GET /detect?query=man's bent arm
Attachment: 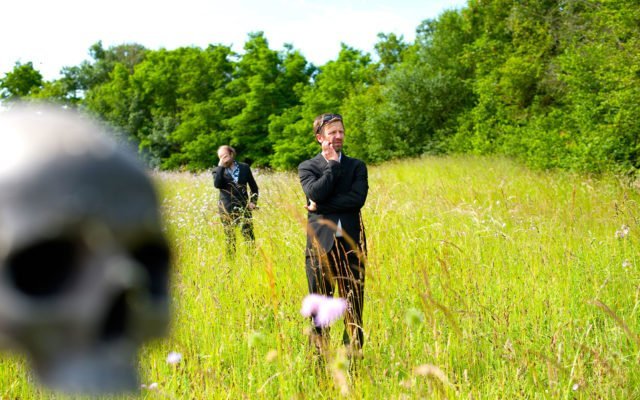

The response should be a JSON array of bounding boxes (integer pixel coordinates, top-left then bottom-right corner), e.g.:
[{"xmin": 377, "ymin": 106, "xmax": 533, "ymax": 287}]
[
  {"xmin": 315, "ymin": 162, "xmax": 368, "ymax": 214},
  {"xmin": 247, "ymin": 168, "xmax": 259, "ymax": 204},
  {"xmin": 213, "ymin": 166, "xmax": 226, "ymax": 189},
  {"xmin": 299, "ymin": 160, "xmax": 341, "ymax": 203}
]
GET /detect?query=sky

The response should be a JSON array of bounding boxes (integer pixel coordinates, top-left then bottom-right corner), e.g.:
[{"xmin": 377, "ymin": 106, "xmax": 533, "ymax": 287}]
[{"xmin": 1, "ymin": 0, "xmax": 468, "ymax": 81}]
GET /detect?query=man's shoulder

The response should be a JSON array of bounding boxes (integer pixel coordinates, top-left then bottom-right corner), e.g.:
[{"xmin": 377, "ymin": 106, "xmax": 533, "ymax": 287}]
[
  {"xmin": 212, "ymin": 165, "xmax": 227, "ymax": 176},
  {"xmin": 298, "ymin": 154, "xmax": 322, "ymax": 170},
  {"xmin": 342, "ymin": 154, "xmax": 366, "ymax": 167}
]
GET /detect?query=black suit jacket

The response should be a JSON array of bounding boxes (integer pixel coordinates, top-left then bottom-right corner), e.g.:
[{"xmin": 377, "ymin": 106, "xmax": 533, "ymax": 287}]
[
  {"xmin": 213, "ymin": 162, "xmax": 259, "ymax": 214},
  {"xmin": 298, "ymin": 153, "xmax": 368, "ymax": 254}
]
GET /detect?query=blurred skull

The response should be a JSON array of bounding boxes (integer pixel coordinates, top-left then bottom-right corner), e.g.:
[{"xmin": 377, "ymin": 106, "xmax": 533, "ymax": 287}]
[{"xmin": 0, "ymin": 105, "xmax": 170, "ymax": 394}]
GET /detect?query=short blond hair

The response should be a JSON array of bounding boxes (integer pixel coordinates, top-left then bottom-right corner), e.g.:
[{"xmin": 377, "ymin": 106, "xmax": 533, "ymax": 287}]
[
  {"xmin": 217, "ymin": 145, "xmax": 236, "ymax": 157},
  {"xmin": 313, "ymin": 113, "xmax": 343, "ymax": 135}
]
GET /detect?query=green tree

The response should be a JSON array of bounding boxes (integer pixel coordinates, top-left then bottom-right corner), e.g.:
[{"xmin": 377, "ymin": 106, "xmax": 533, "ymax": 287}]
[
  {"xmin": 350, "ymin": 10, "xmax": 474, "ymax": 163},
  {"xmin": 76, "ymin": 42, "xmax": 147, "ymax": 89},
  {"xmin": 165, "ymin": 44, "xmax": 236, "ymax": 170},
  {"xmin": 0, "ymin": 62, "xmax": 44, "ymax": 101},
  {"xmin": 374, "ymin": 32, "xmax": 409, "ymax": 75},
  {"xmin": 269, "ymin": 45, "xmax": 376, "ymax": 170},
  {"xmin": 18, "ymin": 1, "xmax": 639, "ymax": 174},
  {"xmin": 225, "ymin": 32, "xmax": 311, "ymax": 167},
  {"xmin": 84, "ymin": 63, "xmax": 137, "ymax": 144},
  {"xmin": 551, "ymin": 0, "xmax": 640, "ymax": 171},
  {"xmin": 113, "ymin": 45, "xmax": 235, "ymax": 168}
]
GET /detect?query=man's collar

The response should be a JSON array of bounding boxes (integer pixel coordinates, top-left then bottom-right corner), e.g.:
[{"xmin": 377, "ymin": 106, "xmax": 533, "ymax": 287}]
[{"xmin": 321, "ymin": 152, "xmax": 342, "ymax": 163}]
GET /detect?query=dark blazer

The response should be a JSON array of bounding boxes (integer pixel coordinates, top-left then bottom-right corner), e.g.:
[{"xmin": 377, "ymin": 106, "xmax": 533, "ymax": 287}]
[
  {"xmin": 213, "ymin": 162, "xmax": 259, "ymax": 214},
  {"xmin": 298, "ymin": 153, "xmax": 368, "ymax": 254}
]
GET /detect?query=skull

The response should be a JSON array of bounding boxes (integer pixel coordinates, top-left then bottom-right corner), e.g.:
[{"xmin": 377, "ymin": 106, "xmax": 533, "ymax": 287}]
[{"xmin": 0, "ymin": 105, "xmax": 170, "ymax": 394}]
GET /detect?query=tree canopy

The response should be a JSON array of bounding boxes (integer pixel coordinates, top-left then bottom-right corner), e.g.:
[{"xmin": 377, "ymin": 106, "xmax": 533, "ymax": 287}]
[{"xmin": 2, "ymin": 0, "xmax": 638, "ymax": 174}]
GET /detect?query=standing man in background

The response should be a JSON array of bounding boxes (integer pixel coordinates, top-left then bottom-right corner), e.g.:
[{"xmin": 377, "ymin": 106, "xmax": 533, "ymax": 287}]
[
  {"xmin": 213, "ymin": 145, "xmax": 259, "ymax": 257},
  {"xmin": 298, "ymin": 113, "xmax": 369, "ymax": 356}
]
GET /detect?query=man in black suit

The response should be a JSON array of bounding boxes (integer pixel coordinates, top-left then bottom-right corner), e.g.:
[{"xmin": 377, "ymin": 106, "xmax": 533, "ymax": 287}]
[
  {"xmin": 213, "ymin": 145, "xmax": 259, "ymax": 256},
  {"xmin": 298, "ymin": 113, "xmax": 368, "ymax": 354}
]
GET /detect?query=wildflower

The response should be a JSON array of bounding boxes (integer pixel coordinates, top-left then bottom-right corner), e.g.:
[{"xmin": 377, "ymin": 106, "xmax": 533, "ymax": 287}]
[
  {"xmin": 330, "ymin": 347, "xmax": 350, "ymax": 395},
  {"xmin": 572, "ymin": 383, "xmax": 579, "ymax": 391},
  {"xmin": 404, "ymin": 308, "xmax": 425, "ymax": 328},
  {"xmin": 615, "ymin": 224, "xmax": 630, "ymax": 239},
  {"xmin": 503, "ymin": 338, "xmax": 515, "ymax": 360},
  {"xmin": 622, "ymin": 259, "xmax": 632, "ymax": 269},
  {"xmin": 166, "ymin": 351, "xmax": 182, "ymax": 364},
  {"xmin": 248, "ymin": 331, "xmax": 266, "ymax": 348},
  {"xmin": 265, "ymin": 349, "xmax": 278, "ymax": 362},
  {"xmin": 301, "ymin": 294, "xmax": 347, "ymax": 327},
  {"xmin": 414, "ymin": 363, "xmax": 452, "ymax": 388}
]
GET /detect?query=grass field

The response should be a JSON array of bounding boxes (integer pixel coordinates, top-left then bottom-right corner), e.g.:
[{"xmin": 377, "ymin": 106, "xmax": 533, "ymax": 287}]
[{"xmin": 1, "ymin": 155, "xmax": 639, "ymax": 399}]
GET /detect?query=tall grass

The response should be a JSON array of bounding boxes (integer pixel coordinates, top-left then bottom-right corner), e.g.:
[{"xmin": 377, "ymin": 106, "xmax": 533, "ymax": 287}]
[{"xmin": 1, "ymin": 155, "xmax": 639, "ymax": 399}]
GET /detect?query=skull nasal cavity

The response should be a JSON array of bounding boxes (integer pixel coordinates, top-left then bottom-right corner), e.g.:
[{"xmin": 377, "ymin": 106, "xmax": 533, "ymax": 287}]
[
  {"xmin": 100, "ymin": 292, "xmax": 128, "ymax": 341},
  {"xmin": 6, "ymin": 239, "xmax": 79, "ymax": 297},
  {"xmin": 131, "ymin": 242, "xmax": 170, "ymax": 298}
]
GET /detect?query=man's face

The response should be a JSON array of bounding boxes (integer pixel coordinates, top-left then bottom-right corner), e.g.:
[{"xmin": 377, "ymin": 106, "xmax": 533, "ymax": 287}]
[
  {"xmin": 316, "ymin": 121, "xmax": 345, "ymax": 152},
  {"xmin": 217, "ymin": 149, "xmax": 233, "ymax": 166}
]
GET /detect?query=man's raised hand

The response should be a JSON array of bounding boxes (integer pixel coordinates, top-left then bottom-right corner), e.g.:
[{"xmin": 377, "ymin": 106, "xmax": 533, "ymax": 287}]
[{"xmin": 321, "ymin": 141, "xmax": 339, "ymax": 161}]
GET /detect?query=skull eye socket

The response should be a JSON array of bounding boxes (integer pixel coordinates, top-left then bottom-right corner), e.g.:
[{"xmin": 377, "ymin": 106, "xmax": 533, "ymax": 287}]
[
  {"xmin": 131, "ymin": 241, "xmax": 170, "ymax": 298},
  {"xmin": 6, "ymin": 238, "xmax": 80, "ymax": 297}
]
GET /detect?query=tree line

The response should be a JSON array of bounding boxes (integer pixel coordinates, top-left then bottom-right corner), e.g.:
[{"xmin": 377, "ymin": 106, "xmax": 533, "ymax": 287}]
[{"xmin": 1, "ymin": 0, "xmax": 639, "ymax": 173}]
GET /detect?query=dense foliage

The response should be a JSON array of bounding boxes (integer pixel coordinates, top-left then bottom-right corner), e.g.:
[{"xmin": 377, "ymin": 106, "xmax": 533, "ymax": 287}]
[{"xmin": 1, "ymin": 0, "xmax": 638, "ymax": 173}]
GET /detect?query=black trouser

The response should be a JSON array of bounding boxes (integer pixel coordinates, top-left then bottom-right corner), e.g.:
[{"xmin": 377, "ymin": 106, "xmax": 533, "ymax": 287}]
[
  {"xmin": 305, "ymin": 237, "xmax": 365, "ymax": 348},
  {"xmin": 220, "ymin": 209, "xmax": 254, "ymax": 255}
]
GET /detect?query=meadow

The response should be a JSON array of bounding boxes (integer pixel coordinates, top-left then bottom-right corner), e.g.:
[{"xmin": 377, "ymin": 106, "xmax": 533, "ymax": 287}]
[{"xmin": 1, "ymin": 155, "xmax": 639, "ymax": 399}]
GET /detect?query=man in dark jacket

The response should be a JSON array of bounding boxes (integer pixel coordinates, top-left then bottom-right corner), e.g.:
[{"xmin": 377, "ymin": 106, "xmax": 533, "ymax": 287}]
[
  {"xmin": 298, "ymin": 113, "xmax": 368, "ymax": 355},
  {"xmin": 213, "ymin": 145, "xmax": 259, "ymax": 256}
]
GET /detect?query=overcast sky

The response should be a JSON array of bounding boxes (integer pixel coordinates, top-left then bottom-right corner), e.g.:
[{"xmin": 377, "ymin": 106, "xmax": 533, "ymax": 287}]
[{"xmin": 1, "ymin": 0, "xmax": 468, "ymax": 81}]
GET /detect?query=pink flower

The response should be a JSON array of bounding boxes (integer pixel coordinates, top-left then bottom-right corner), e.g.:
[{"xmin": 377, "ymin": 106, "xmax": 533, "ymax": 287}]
[
  {"xmin": 301, "ymin": 294, "xmax": 347, "ymax": 328},
  {"xmin": 616, "ymin": 224, "xmax": 630, "ymax": 239}
]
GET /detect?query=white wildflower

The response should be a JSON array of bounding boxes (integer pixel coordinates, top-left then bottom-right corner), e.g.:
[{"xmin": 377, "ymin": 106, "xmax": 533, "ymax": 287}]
[
  {"xmin": 167, "ymin": 351, "xmax": 183, "ymax": 364},
  {"xmin": 615, "ymin": 224, "xmax": 630, "ymax": 239}
]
